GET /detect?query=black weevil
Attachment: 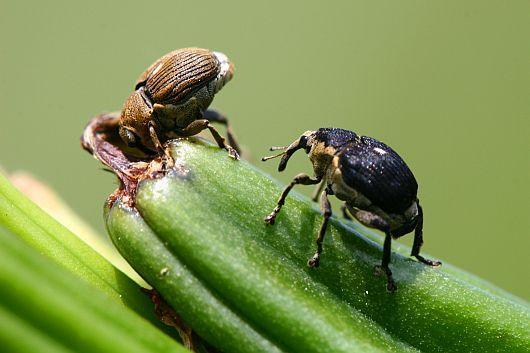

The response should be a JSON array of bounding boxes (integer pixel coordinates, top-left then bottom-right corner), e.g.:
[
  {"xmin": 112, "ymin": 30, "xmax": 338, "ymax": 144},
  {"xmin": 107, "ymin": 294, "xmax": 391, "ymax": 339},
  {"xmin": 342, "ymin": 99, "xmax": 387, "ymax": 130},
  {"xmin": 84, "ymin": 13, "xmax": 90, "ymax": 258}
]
[{"xmin": 262, "ymin": 128, "xmax": 441, "ymax": 292}]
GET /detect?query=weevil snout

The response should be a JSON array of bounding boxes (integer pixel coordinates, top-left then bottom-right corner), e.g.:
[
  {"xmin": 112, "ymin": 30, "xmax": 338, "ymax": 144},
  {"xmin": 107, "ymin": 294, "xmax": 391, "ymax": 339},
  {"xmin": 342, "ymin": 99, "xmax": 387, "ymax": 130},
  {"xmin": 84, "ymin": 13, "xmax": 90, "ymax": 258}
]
[{"xmin": 261, "ymin": 131, "xmax": 316, "ymax": 171}]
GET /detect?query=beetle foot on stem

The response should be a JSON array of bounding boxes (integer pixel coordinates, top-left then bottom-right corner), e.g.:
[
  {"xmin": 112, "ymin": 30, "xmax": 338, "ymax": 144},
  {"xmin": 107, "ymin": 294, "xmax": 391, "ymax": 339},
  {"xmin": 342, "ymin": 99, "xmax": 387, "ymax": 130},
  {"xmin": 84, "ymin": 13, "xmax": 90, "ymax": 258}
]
[
  {"xmin": 386, "ymin": 278, "xmax": 397, "ymax": 293},
  {"xmin": 226, "ymin": 146, "xmax": 240, "ymax": 160},
  {"xmin": 374, "ymin": 265, "xmax": 397, "ymax": 293},
  {"xmin": 414, "ymin": 255, "xmax": 442, "ymax": 267},
  {"xmin": 307, "ymin": 253, "xmax": 320, "ymax": 268},
  {"xmin": 264, "ymin": 213, "xmax": 277, "ymax": 225}
]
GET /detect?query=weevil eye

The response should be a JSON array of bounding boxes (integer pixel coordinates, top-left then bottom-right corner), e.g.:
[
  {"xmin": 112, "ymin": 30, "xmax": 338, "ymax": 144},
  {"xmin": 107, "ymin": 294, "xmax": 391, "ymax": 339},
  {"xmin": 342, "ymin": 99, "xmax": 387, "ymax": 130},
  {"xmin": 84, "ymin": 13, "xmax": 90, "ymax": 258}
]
[
  {"xmin": 119, "ymin": 126, "xmax": 139, "ymax": 147},
  {"xmin": 298, "ymin": 135, "xmax": 310, "ymax": 153}
]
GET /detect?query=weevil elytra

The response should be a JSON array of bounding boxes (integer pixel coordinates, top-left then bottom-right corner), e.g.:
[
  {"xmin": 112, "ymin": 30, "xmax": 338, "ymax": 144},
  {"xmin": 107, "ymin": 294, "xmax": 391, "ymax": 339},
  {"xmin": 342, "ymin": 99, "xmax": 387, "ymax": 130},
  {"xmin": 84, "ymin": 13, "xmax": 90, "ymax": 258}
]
[
  {"xmin": 262, "ymin": 128, "xmax": 441, "ymax": 292},
  {"xmin": 119, "ymin": 48, "xmax": 240, "ymax": 159}
]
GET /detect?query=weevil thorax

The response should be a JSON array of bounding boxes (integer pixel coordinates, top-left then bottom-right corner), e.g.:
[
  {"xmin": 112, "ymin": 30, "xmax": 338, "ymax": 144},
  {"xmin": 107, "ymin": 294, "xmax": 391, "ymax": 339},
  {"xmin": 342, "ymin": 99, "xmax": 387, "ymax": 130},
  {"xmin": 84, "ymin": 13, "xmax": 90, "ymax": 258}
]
[
  {"xmin": 305, "ymin": 130, "xmax": 339, "ymax": 179},
  {"xmin": 307, "ymin": 127, "xmax": 360, "ymax": 180}
]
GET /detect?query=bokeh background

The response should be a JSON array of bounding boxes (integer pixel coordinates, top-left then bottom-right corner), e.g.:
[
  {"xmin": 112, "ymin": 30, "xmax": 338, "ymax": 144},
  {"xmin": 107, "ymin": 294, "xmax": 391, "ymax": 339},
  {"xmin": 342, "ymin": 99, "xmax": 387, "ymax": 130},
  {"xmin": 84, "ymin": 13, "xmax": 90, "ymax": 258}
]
[{"xmin": 1, "ymin": 1, "xmax": 528, "ymax": 299}]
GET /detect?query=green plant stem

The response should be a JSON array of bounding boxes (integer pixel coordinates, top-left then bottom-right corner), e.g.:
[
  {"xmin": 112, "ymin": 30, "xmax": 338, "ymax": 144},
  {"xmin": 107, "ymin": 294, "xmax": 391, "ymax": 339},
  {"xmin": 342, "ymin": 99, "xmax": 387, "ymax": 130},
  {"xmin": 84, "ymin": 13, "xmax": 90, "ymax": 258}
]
[
  {"xmin": 0, "ymin": 172, "xmax": 173, "ymax": 335},
  {"xmin": 107, "ymin": 204, "xmax": 290, "ymax": 353},
  {"xmin": 0, "ymin": 226, "xmax": 188, "ymax": 353},
  {"xmin": 105, "ymin": 139, "xmax": 530, "ymax": 352},
  {"xmin": 9, "ymin": 171, "xmax": 146, "ymax": 286}
]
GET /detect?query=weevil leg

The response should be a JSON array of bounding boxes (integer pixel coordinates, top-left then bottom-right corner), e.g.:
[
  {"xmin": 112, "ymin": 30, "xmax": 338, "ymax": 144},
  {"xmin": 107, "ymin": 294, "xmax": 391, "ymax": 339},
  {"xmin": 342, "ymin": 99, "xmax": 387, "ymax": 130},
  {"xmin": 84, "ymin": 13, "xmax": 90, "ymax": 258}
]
[
  {"xmin": 206, "ymin": 123, "xmax": 240, "ymax": 160},
  {"xmin": 148, "ymin": 121, "xmax": 168, "ymax": 155},
  {"xmin": 203, "ymin": 109, "xmax": 241, "ymax": 155},
  {"xmin": 308, "ymin": 190, "xmax": 332, "ymax": 268},
  {"xmin": 178, "ymin": 119, "xmax": 239, "ymax": 160},
  {"xmin": 178, "ymin": 119, "xmax": 210, "ymax": 137},
  {"xmin": 340, "ymin": 204, "xmax": 352, "ymax": 220},
  {"xmin": 378, "ymin": 231, "xmax": 397, "ymax": 292},
  {"xmin": 347, "ymin": 206, "xmax": 397, "ymax": 292},
  {"xmin": 411, "ymin": 203, "xmax": 442, "ymax": 267},
  {"xmin": 265, "ymin": 173, "xmax": 321, "ymax": 225},
  {"xmin": 310, "ymin": 180, "xmax": 325, "ymax": 202},
  {"xmin": 148, "ymin": 121, "xmax": 174, "ymax": 169}
]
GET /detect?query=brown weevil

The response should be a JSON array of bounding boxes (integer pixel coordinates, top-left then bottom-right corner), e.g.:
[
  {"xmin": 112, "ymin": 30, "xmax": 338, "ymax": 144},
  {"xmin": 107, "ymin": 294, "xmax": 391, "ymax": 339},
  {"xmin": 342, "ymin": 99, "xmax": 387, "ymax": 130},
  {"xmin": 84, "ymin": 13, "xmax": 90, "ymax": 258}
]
[
  {"xmin": 262, "ymin": 128, "xmax": 441, "ymax": 292},
  {"xmin": 119, "ymin": 48, "xmax": 240, "ymax": 159}
]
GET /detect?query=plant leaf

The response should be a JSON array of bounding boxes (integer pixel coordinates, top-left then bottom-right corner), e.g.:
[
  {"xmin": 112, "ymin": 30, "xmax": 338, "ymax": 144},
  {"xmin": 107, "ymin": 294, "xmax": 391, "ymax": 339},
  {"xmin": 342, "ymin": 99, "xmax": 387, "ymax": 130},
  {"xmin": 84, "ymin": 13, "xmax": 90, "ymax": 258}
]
[
  {"xmin": 0, "ymin": 226, "xmax": 188, "ymax": 353},
  {"xmin": 0, "ymin": 171, "xmax": 176, "ymax": 336}
]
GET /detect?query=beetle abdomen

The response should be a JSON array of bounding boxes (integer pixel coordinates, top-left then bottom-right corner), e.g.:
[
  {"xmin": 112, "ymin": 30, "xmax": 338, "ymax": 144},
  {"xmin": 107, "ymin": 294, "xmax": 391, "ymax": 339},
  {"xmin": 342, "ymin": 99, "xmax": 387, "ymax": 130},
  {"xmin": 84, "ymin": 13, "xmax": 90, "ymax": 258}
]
[
  {"xmin": 144, "ymin": 48, "xmax": 220, "ymax": 105},
  {"xmin": 339, "ymin": 136, "xmax": 418, "ymax": 213}
]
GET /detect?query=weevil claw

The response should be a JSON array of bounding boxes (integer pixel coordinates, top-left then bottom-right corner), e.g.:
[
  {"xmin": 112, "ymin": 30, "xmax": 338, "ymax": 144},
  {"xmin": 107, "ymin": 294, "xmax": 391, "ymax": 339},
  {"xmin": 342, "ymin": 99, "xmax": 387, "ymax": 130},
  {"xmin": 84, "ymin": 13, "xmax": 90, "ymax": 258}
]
[
  {"xmin": 414, "ymin": 255, "xmax": 442, "ymax": 267},
  {"xmin": 387, "ymin": 280, "xmax": 397, "ymax": 293},
  {"xmin": 227, "ymin": 147, "xmax": 240, "ymax": 160},
  {"xmin": 264, "ymin": 214, "xmax": 276, "ymax": 225},
  {"xmin": 308, "ymin": 254, "xmax": 320, "ymax": 268}
]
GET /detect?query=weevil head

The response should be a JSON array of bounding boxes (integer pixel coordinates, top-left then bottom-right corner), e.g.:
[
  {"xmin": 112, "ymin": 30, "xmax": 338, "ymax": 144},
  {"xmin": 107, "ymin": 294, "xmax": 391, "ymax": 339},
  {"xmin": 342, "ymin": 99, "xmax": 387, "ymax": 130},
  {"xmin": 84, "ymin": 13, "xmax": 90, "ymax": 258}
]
[
  {"xmin": 278, "ymin": 130, "xmax": 318, "ymax": 171},
  {"xmin": 262, "ymin": 131, "xmax": 317, "ymax": 171},
  {"xmin": 119, "ymin": 89, "xmax": 154, "ymax": 150},
  {"xmin": 262, "ymin": 129, "xmax": 351, "ymax": 178}
]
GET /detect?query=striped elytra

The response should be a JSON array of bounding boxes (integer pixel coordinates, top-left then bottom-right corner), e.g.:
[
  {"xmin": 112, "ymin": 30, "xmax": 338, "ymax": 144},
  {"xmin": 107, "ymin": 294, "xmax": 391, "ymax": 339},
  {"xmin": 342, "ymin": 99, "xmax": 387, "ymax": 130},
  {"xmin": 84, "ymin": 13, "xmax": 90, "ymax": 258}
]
[{"xmin": 141, "ymin": 48, "xmax": 220, "ymax": 105}]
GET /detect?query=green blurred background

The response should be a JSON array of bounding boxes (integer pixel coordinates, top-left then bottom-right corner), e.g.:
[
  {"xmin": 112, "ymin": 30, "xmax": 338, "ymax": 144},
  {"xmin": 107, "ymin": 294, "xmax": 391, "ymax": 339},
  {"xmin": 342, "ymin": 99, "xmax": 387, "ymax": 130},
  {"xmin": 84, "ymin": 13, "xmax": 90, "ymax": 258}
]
[{"xmin": 1, "ymin": 1, "xmax": 528, "ymax": 298}]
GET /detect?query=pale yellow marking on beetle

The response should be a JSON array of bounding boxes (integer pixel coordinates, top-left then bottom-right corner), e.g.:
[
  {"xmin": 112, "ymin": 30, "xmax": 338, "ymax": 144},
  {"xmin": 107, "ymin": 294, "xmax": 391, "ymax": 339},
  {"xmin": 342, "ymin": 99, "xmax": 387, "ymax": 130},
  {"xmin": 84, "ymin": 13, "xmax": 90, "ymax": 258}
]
[{"xmin": 309, "ymin": 141, "xmax": 336, "ymax": 177}]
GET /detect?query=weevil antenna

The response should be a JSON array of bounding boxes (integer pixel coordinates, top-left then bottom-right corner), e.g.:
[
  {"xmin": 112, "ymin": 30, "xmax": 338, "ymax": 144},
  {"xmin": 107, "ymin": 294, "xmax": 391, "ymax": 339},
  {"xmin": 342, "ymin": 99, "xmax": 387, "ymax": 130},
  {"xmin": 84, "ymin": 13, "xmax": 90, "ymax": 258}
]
[
  {"xmin": 261, "ymin": 151, "xmax": 286, "ymax": 162},
  {"xmin": 269, "ymin": 146, "xmax": 288, "ymax": 151}
]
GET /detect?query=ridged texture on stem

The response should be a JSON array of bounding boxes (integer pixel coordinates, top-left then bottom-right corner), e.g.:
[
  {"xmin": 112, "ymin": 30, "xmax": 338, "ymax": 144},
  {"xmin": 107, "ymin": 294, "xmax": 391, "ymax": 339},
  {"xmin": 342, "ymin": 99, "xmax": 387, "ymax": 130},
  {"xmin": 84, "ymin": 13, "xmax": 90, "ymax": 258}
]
[
  {"xmin": 0, "ymin": 172, "xmax": 176, "ymax": 336},
  {"xmin": 0, "ymin": 226, "xmax": 188, "ymax": 353}
]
